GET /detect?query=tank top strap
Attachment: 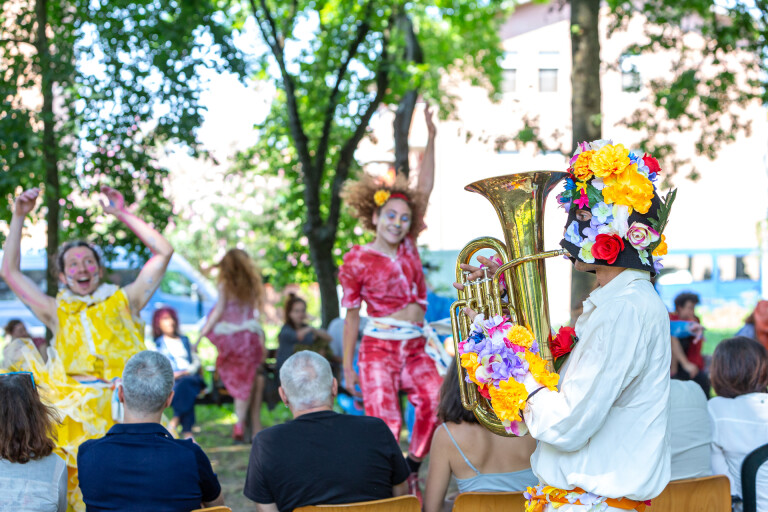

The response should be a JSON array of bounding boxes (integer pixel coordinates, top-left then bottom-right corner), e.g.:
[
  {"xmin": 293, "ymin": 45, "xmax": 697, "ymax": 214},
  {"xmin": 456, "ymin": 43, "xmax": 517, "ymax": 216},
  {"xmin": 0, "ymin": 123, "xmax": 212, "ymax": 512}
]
[{"xmin": 441, "ymin": 423, "xmax": 481, "ymax": 476}]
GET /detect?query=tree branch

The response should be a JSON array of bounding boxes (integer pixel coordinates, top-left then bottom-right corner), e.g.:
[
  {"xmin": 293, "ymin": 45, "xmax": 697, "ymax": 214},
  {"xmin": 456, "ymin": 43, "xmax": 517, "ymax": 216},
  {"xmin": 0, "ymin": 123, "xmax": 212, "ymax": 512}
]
[
  {"xmin": 314, "ymin": 2, "xmax": 374, "ymax": 178},
  {"xmin": 0, "ymin": 38, "xmax": 35, "ymax": 48},
  {"xmin": 325, "ymin": 32, "xmax": 391, "ymax": 239}
]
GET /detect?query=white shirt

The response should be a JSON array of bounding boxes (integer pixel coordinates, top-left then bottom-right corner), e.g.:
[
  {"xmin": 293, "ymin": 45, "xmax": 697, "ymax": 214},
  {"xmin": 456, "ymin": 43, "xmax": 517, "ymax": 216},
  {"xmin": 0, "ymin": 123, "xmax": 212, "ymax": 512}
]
[
  {"xmin": 524, "ymin": 269, "xmax": 671, "ymax": 501},
  {"xmin": 669, "ymin": 380, "xmax": 711, "ymax": 480},
  {"xmin": 163, "ymin": 336, "xmax": 191, "ymax": 372},
  {"xmin": 708, "ymin": 392, "xmax": 768, "ymax": 507}
]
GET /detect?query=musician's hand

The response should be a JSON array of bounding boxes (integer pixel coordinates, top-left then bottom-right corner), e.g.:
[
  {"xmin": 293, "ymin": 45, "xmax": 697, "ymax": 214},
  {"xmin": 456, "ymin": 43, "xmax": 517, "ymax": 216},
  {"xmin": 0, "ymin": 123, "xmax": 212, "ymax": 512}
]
[
  {"xmin": 453, "ymin": 255, "xmax": 501, "ymax": 291},
  {"xmin": 463, "ymin": 306, "xmax": 479, "ymax": 322}
]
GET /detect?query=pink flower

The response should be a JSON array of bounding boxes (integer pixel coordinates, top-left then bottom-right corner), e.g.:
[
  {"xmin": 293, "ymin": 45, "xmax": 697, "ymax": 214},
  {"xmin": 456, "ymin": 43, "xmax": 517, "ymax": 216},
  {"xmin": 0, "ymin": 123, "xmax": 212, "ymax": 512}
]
[{"xmin": 626, "ymin": 221, "xmax": 660, "ymax": 250}]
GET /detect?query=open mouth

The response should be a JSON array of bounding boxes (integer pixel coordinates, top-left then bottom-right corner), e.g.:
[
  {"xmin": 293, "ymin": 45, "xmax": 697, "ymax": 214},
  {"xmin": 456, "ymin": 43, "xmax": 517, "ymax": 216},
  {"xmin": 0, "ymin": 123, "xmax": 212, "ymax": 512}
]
[{"xmin": 74, "ymin": 277, "xmax": 92, "ymax": 290}]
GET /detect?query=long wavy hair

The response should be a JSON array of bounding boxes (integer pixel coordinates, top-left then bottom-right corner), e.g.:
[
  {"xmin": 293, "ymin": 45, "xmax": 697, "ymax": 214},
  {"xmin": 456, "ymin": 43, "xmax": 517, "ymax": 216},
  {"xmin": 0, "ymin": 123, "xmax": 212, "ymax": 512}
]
[
  {"xmin": 341, "ymin": 172, "xmax": 426, "ymax": 238},
  {"xmin": 283, "ymin": 293, "xmax": 307, "ymax": 330},
  {"xmin": 217, "ymin": 249, "xmax": 264, "ymax": 311}
]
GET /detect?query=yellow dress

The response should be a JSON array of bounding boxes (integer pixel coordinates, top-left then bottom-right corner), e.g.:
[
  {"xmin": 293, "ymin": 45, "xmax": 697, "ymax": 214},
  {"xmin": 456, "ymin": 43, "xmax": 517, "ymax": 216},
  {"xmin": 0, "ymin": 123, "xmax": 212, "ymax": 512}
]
[{"xmin": 4, "ymin": 284, "xmax": 144, "ymax": 512}]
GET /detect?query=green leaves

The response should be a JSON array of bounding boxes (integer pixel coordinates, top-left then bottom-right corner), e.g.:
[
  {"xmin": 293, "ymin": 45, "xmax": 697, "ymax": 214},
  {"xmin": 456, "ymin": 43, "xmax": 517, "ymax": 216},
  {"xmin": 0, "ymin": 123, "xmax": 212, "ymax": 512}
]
[{"xmin": 648, "ymin": 187, "xmax": 676, "ymax": 253}]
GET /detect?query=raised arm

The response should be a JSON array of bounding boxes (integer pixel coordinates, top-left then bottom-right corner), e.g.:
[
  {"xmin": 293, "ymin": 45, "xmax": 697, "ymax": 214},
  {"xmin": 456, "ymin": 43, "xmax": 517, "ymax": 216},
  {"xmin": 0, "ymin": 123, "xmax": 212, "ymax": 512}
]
[
  {"xmin": 106, "ymin": 186, "xmax": 174, "ymax": 314},
  {"xmin": 415, "ymin": 104, "xmax": 436, "ymax": 204},
  {"xmin": 0, "ymin": 189, "xmax": 57, "ymax": 330}
]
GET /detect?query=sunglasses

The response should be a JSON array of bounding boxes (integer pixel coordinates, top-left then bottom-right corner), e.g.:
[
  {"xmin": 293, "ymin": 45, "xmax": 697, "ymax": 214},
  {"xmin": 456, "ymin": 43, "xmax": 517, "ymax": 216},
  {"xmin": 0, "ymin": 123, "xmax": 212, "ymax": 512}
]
[{"xmin": 0, "ymin": 371, "xmax": 36, "ymax": 389}]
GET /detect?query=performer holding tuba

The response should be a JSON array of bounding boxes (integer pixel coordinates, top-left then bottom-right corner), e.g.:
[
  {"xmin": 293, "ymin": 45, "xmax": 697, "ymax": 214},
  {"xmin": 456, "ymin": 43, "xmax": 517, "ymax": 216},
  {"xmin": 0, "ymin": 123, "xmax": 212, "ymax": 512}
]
[{"xmin": 459, "ymin": 140, "xmax": 674, "ymax": 511}]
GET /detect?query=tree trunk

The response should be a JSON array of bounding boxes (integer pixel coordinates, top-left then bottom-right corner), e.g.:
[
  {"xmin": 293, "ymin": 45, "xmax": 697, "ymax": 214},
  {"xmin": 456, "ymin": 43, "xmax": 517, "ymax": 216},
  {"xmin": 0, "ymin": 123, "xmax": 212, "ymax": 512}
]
[
  {"xmin": 393, "ymin": 12, "xmax": 422, "ymax": 178},
  {"xmin": 35, "ymin": 0, "xmax": 59, "ymax": 301},
  {"xmin": 569, "ymin": 0, "xmax": 601, "ymax": 318},
  {"xmin": 308, "ymin": 234, "xmax": 339, "ymax": 328}
]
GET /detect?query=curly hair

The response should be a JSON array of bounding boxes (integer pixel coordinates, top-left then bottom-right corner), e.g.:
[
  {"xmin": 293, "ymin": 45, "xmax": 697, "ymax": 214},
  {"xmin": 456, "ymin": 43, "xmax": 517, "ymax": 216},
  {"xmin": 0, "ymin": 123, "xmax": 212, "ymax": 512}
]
[
  {"xmin": 0, "ymin": 373, "xmax": 59, "ymax": 463},
  {"xmin": 341, "ymin": 172, "xmax": 426, "ymax": 238},
  {"xmin": 217, "ymin": 249, "xmax": 265, "ymax": 311}
]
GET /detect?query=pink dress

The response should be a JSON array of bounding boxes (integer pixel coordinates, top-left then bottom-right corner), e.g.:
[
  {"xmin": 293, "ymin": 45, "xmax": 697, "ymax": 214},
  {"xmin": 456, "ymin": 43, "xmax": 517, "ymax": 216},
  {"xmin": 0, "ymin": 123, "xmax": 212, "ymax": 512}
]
[{"xmin": 206, "ymin": 301, "xmax": 264, "ymax": 400}]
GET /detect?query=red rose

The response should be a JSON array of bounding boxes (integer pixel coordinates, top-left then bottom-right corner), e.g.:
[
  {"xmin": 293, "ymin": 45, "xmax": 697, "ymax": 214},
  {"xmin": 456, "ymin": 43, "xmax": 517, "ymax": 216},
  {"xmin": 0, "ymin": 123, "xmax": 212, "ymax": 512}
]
[
  {"xmin": 591, "ymin": 233, "xmax": 625, "ymax": 264},
  {"xmin": 551, "ymin": 326, "xmax": 577, "ymax": 359},
  {"xmin": 642, "ymin": 153, "xmax": 661, "ymax": 175},
  {"xmin": 478, "ymin": 384, "xmax": 491, "ymax": 400}
]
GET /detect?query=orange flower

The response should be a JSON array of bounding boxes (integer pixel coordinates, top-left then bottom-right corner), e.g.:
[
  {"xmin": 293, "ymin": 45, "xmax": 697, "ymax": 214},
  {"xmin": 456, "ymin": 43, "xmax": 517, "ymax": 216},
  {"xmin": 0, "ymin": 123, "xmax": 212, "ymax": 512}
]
[
  {"xmin": 590, "ymin": 143, "xmax": 631, "ymax": 179},
  {"xmin": 488, "ymin": 378, "xmax": 528, "ymax": 422},
  {"xmin": 505, "ymin": 325, "xmax": 535, "ymax": 349},
  {"xmin": 524, "ymin": 351, "xmax": 560, "ymax": 390},
  {"xmin": 373, "ymin": 189, "xmax": 391, "ymax": 206},
  {"xmin": 653, "ymin": 234, "xmax": 668, "ymax": 256},
  {"xmin": 602, "ymin": 165, "xmax": 654, "ymax": 214},
  {"xmin": 572, "ymin": 150, "xmax": 595, "ymax": 181},
  {"xmin": 460, "ymin": 353, "xmax": 482, "ymax": 386}
]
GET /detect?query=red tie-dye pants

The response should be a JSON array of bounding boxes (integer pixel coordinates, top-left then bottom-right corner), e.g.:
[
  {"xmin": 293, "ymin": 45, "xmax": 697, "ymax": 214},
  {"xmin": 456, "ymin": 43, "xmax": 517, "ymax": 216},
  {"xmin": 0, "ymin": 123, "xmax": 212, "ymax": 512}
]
[{"xmin": 357, "ymin": 335, "xmax": 443, "ymax": 458}]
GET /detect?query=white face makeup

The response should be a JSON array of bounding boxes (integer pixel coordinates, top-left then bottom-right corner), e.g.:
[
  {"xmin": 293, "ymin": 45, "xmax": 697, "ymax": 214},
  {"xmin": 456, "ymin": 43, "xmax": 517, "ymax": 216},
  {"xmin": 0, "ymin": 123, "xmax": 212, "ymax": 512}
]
[
  {"xmin": 60, "ymin": 246, "xmax": 102, "ymax": 296},
  {"xmin": 373, "ymin": 198, "xmax": 412, "ymax": 248}
]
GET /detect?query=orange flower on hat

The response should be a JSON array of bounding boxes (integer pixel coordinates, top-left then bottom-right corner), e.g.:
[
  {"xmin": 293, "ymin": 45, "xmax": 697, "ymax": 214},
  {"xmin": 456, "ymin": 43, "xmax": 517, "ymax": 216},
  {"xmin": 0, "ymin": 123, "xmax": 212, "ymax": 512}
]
[
  {"xmin": 602, "ymin": 164, "xmax": 654, "ymax": 214},
  {"xmin": 572, "ymin": 150, "xmax": 595, "ymax": 181},
  {"xmin": 488, "ymin": 378, "xmax": 528, "ymax": 422},
  {"xmin": 653, "ymin": 234, "xmax": 668, "ymax": 256},
  {"xmin": 590, "ymin": 143, "xmax": 631, "ymax": 179}
]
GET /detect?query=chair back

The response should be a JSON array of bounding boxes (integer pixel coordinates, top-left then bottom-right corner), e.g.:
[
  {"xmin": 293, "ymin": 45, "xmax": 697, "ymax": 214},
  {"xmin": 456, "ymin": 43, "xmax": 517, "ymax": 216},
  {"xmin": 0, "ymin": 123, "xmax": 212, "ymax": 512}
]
[
  {"xmin": 452, "ymin": 491, "xmax": 526, "ymax": 512},
  {"xmin": 741, "ymin": 442, "xmax": 768, "ymax": 512},
  {"xmin": 294, "ymin": 495, "xmax": 420, "ymax": 512},
  {"xmin": 646, "ymin": 475, "xmax": 731, "ymax": 512},
  {"xmin": 190, "ymin": 507, "xmax": 232, "ymax": 512}
]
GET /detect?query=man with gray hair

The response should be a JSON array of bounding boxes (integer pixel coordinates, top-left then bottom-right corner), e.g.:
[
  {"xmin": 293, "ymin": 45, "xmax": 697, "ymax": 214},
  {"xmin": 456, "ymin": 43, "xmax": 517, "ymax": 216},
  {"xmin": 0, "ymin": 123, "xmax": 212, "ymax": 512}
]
[
  {"xmin": 78, "ymin": 350, "xmax": 224, "ymax": 511},
  {"xmin": 245, "ymin": 351, "xmax": 410, "ymax": 511}
]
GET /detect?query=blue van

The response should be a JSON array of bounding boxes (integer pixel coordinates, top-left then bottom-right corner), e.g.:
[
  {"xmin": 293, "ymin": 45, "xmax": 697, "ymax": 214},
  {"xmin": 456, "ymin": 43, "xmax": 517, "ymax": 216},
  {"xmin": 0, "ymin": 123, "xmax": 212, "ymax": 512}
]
[
  {"xmin": 0, "ymin": 249, "xmax": 217, "ymax": 336},
  {"xmin": 654, "ymin": 248, "xmax": 762, "ymax": 311}
]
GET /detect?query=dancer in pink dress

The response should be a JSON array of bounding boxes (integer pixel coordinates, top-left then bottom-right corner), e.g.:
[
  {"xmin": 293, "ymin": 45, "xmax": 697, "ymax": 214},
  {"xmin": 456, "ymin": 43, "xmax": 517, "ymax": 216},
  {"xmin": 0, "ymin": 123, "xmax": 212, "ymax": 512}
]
[{"xmin": 199, "ymin": 249, "xmax": 265, "ymax": 441}]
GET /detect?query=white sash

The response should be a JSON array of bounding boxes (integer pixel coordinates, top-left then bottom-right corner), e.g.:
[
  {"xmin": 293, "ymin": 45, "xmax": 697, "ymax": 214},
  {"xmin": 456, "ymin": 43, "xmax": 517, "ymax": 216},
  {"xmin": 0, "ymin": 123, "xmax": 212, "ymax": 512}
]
[{"xmin": 363, "ymin": 317, "xmax": 451, "ymax": 376}]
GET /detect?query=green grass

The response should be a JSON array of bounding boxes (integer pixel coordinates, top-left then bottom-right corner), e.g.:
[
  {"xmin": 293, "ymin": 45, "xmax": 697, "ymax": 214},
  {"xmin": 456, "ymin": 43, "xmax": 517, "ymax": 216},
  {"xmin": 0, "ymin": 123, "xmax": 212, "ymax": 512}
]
[{"xmin": 702, "ymin": 328, "xmax": 739, "ymax": 356}]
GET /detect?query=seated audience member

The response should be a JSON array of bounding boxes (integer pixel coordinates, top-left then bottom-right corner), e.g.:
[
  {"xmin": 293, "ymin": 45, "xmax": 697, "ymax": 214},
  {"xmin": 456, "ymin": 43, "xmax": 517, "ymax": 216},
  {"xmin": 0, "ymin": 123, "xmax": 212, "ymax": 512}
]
[
  {"xmin": 735, "ymin": 300, "xmax": 768, "ymax": 351},
  {"xmin": 423, "ymin": 365, "xmax": 537, "ymax": 512},
  {"xmin": 151, "ymin": 307, "xmax": 205, "ymax": 439},
  {"xmin": 78, "ymin": 351, "xmax": 223, "ymax": 511},
  {"xmin": 276, "ymin": 293, "xmax": 332, "ymax": 377},
  {"xmin": 708, "ymin": 337, "xmax": 768, "ymax": 509},
  {"xmin": 4, "ymin": 319, "xmax": 48, "ymax": 362},
  {"xmin": 669, "ymin": 380, "xmax": 711, "ymax": 480},
  {"xmin": 670, "ymin": 292, "xmax": 710, "ymax": 395},
  {"xmin": 244, "ymin": 351, "xmax": 410, "ymax": 512},
  {"xmin": 0, "ymin": 371, "xmax": 66, "ymax": 511}
]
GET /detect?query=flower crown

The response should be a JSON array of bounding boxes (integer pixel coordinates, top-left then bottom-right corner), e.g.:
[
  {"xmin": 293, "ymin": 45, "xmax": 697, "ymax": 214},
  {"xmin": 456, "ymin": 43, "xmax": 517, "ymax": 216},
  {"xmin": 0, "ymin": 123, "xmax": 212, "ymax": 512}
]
[
  {"xmin": 373, "ymin": 189, "xmax": 409, "ymax": 207},
  {"xmin": 556, "ymin": 139, "xmax": 675, "ymax": 271}
]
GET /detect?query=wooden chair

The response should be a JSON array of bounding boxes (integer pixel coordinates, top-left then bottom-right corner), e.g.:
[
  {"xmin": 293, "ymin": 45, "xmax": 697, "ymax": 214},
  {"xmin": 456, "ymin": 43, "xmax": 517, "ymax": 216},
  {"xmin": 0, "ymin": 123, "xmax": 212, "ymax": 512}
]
[
  {"xmin": 452, "ymin": 491, "xmax": 526, "ymax": 512},
  {"xmin": 190, "ymin": 507, "xmax": 232, "ymax": 512},
  {"xmin": 646, "ymin": 474, "xmax": 731, "ymax": 512},
  {"xmin": 294, "ymin": 495, "xmax": 421, "ymax": 512}
]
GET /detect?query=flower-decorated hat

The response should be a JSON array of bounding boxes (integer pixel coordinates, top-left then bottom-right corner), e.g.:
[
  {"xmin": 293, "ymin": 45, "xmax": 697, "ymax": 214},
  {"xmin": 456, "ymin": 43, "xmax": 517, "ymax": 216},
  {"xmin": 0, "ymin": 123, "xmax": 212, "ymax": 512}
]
[{"xmin": 557, "ymin": 139, "xmax": 676, "ymax": 275}]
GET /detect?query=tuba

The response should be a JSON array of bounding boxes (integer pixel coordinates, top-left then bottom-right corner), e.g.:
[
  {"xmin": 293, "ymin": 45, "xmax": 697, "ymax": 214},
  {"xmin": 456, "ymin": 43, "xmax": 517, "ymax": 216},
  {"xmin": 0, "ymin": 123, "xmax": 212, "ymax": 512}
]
[{"xmin": 450, "ymin": 171, "xmax": 566, "ymax": 436}]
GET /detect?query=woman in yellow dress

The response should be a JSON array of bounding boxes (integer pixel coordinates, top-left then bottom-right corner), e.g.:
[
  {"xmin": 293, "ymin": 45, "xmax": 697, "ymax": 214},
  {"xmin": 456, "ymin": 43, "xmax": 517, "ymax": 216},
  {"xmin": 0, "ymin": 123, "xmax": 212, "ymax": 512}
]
[{"xmin": 0, "ymin": 186, "xmax": 174, "ymax": 511}]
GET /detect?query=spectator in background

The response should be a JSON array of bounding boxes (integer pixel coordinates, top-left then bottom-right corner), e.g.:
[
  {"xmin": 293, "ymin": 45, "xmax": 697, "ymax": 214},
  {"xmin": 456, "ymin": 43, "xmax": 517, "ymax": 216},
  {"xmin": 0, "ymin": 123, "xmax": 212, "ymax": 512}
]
[
  {"xmin": 708, "ymin": 337, "xmax": 768, "ymax": 510},
  {"xmin": 0, "ymin": 371, "xmax": 66, "ymax": 512},
  {"xmin": 151, "ymin": 307, "xmax": 204, "ymax": 440},
  {"xmin": 276, "ymin": 293, "xmax": 332, "ymax": 377},
  {"xmin": 424, "ymin": 364, "xmax": 537, "ymax": 512},
  {"xmin": 4, "ymin": 319, "xmax": 48, "ymax": 362},
  {"xmin": 199, "ymin": 248, "xmax": 266, "ymax": 441},
  {"xmin": 78, "ymin": 351, "xmax": 224, "ymax": 511},
  {"xmin": 244, "ymin": 351, "xmax": 409, "ymax": 512},
  {"xmin": 736, "ymin": 300, "xmax": 768, "ymax": 351},
  {"xmin": 670, "ymin": 292, "xmax": 710, "ymax": 395},
  {"xmin": 669, "ymin": 380, "xmax": 712, "ymax": 481}
]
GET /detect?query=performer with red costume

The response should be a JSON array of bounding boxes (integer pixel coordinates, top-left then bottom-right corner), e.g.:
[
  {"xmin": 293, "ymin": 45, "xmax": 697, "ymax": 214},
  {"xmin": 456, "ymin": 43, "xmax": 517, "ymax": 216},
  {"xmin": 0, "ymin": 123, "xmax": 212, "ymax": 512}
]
[{"xmin": 339, "ymin": 106, "xmax": 441, "ymax": 489}]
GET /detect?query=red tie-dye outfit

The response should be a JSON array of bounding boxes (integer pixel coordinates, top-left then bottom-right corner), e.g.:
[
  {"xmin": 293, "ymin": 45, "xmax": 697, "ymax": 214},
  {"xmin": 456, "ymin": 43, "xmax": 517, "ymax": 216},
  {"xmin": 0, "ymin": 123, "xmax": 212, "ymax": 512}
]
[{"xmin": 338, "ymin": 236, "xmax": 442, "ymax": 458}]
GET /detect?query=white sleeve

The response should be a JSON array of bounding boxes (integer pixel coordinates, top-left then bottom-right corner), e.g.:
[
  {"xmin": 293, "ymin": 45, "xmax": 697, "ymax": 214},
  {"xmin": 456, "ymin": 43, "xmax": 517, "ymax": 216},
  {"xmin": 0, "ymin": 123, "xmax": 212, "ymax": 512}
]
[
  {"xmin": 523, "ymin": 301, "xmax": 645, "ymax": 452},
  {"xmin": 708, "ymin": 406, "xmax": 729, "ymax": 476}
]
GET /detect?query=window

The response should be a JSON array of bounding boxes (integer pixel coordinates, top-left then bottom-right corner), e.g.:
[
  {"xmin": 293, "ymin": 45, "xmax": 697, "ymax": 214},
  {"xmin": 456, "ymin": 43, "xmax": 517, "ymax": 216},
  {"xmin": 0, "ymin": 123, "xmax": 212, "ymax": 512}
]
[
  {"xmin": 501, "ymin": 51, "xmax": 517, "ymax": 93},
  {"xmin": 160, "ymin": 271, "xmax": 195, "ymax": 297},
  {"xmin": 620, "ymin": 56, "xmax": 641, "ymax": 92},
  {"xmin": 502, "ymin": 69, "xmax": 517, "ymax": 93},
  {"xmin": 539, "ymin": 69, "xmax": 558, "ymax": 92},
  {"xmin": 718, "ymin": 254, "xmax": 760, "ymax": 281}
]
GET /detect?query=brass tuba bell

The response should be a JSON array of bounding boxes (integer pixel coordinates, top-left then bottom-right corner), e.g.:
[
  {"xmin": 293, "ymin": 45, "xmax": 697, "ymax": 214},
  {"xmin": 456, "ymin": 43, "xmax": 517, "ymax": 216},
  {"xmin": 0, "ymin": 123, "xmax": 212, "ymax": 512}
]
[{"xmin": 450, "ymin": 171, "xmax": 567, "ymax": 436}]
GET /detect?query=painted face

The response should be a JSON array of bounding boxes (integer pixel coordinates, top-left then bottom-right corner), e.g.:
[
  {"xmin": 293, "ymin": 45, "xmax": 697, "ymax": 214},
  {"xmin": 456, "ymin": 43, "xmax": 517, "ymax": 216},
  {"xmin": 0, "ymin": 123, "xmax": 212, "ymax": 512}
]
[
  {"xmin": 373, "ymin": 198, "xmax": 412, "ymax": 247},
  {"xmin": 289, "ymin": 301, "xmax": 307, "ymax": 327},
  {"xmin": 158, "ymin": 312, "xmax": 177, "ymax": 337},
  {"xmin": 10, "ymin": 323, "xmax": 30, "ymax": 339},
  {"xmin": 59, "ymin": 246, "xmax": 102, "ymax": 295},
  {"xmin": 677, "ymin": 301, "xmax": 697, "ymax": 321}
]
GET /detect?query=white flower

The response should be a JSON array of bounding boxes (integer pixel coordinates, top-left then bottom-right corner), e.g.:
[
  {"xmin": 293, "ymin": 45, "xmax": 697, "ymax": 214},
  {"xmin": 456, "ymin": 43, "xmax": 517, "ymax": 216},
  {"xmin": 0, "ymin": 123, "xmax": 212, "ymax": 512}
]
[
  {"xmin": 591, "ymin": 177, "xmax": 605, "ymax": 190},
  {"xmin": 589, "ymin": 139, "xmax": 614, "ymax": 151},
  {"xmin": 610, "ymin": 204, "xmax": 630, "ymax": 238},
  {"xmin": 579, "ymin": 240, "xmax": 596, "ymax": 263}
]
